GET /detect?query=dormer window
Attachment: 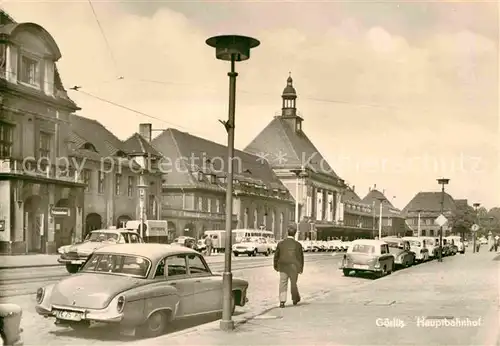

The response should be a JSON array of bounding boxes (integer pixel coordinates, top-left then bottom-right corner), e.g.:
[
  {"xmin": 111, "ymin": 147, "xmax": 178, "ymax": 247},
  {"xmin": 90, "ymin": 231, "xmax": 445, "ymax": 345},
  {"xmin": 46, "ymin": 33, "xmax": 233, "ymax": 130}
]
[
  {"xmin": 197, "ymin": 171, "xmax": 204, "ymax": 181},
  {"xmin": 20, "ymin": 55, "xmax": 40, "ymax": 88},
  {"xmin": 81, "ymin": 142, "xmax": 98, "ymax": 152},
  {"xmin": 218, "ymin": 176, "xmax": 227, "ymax": 184},
  {"xmin": 115, "ymin": 150, "xmax": 127, "ymax": 157},
  {"xmin": 210, "ymin": 174, "xmax": 216, "ymax": 184},
  {"xmin": 296, "ymin": 121, "xmax": 302, "ymax": 132}
]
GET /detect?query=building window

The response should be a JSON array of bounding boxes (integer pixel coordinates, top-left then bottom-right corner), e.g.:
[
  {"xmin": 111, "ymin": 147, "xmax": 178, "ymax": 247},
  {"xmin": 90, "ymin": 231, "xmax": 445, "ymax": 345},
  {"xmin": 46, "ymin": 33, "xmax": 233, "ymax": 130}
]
[
  {"xmin": 207, "ymin": 199, "xmax": 212, "ymax": 213},
  {"xmin": 216, "ymin": 199, "xmax": 220, "ymax": 213},
  {"xmin": 39, "ymin": 132, "xmax": 51, "ymax": 159},
  {"xmin": 20, "ymin": 55, "xmax": 40, "ymax": 86},
  {"xmin": 115, "ymin": 173, "xmax": 121, "ymax": 195},
  {"xmin": 198, "ymin": 197, "xmax": 203, "ymax": 211},
  {"xmin": 0, "ymin": 122, "xmax": 13, "ymax": 158},
  {"xmin": 197, "ymin": 171, "xmax": 204, "ymax": 181},
  {"xmin": 253, "ymin": 209, "xmax": 258, "ymax": 229},
  {"xmin": 127, "ymin": 176, "xmax": 134, "ymax": 197},
  {"xmin": 244, "ymin": 208, "xmax": 249, "ymax": 228},
  {"xmin": 0, "ymin": 44, "xmax": 5, "ymax": 78},
  {"xmin": 98, "ymin": 171, "xmax": 105, "ymax": 194},
  {"xmin": 83, "ymin": 169, "xmax": 91, "ymax": 192}
]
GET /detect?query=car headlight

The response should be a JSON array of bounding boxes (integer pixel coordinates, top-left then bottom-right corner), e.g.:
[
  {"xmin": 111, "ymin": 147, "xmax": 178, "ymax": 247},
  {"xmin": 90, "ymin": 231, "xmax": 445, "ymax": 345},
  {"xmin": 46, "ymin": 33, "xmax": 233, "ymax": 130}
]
[
  {"xmin": 36, "ymin": 287, "xmax": 44, "ymax": 304},
  {"xmin": 117, "ymin": 296, "xmax": 125, "ymax": 313}
]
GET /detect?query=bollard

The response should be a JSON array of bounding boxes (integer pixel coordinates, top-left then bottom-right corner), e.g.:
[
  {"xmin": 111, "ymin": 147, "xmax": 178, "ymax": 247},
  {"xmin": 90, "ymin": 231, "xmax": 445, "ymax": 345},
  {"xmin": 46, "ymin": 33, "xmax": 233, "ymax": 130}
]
[{"xmin": 0, "ymin": 303, "xmax": 23, "ymax": 345}]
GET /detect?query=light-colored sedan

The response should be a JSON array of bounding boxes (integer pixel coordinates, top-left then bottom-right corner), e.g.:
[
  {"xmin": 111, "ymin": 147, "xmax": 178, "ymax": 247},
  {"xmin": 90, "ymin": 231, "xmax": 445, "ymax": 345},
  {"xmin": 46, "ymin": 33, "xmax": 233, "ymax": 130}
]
[
  {"xmin": 57, "ymin": 229, "xmax": 143, "ymax": 273},
  {"xmin": 340, "ymin": 239, "xmax": 395, "ymax": 277},
  {"xmin": 232, "ymin": 237, "xmax": 272, "ymax": 256},
  {"xmin": 36, "ymin": 243, "xmax": 249, "ymax": 338}
]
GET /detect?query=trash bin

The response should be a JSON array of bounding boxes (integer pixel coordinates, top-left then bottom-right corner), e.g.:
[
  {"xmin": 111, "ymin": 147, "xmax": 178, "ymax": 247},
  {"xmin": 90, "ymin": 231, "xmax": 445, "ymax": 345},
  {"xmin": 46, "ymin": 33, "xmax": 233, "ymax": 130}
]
[{"xmin": 0, "ymin": 303, "xmax": 23, "ymax": 346}]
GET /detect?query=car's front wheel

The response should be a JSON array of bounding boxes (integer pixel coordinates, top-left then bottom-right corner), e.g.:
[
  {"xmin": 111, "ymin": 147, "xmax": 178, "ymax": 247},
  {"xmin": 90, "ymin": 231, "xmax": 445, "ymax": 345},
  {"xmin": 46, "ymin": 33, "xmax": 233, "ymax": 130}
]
[
  {"xmin": 233, "ymin": 252, "xmax": 239, "ymax": 257},
  {"xmin": 65, "ymin": 264, "xmax": 80, "ymax": 274},
  {"xmin": 138, "ymin": 310, "xmax": 169, "ymax": 338},
  {"xmin": 342, "ymin": 269, "xmax": 350, "ymax": 276},
  {"xmin": 252, "ymin": 249, "xmax": 257, "ymax": 257}
]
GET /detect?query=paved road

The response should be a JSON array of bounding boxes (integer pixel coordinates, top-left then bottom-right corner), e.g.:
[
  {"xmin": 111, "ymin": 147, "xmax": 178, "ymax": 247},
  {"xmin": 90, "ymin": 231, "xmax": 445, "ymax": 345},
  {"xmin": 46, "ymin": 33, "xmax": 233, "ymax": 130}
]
[
  {"xmin": 1, "ymin": 253, "xmax": 342, "ymax": 346},
  {"xmin": 0, "ymin": 253, "xmax": 331, "ymax": 297}
]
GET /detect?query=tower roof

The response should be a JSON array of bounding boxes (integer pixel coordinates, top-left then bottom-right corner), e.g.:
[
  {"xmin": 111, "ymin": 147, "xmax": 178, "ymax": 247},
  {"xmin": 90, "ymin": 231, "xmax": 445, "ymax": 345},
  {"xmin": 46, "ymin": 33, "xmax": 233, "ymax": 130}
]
[{"xmin": 282, "ymin": 72, "xmax": 297, "ymax": 98}]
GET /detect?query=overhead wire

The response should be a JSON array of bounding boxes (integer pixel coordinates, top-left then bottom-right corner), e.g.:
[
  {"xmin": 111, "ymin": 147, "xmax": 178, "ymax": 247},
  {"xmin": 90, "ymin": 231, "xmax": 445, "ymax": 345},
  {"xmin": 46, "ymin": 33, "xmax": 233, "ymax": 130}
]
[{"xmin": 87, "ymin": 0, "xmax": 122, "ymax": 79}]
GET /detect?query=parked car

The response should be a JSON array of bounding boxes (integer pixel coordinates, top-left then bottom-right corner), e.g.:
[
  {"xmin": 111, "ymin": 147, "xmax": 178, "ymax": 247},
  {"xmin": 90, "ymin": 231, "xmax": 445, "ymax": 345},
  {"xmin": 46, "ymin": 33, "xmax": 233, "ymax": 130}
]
[
  {"xmin": 340, "ymin": 239, "xmax": 395, "ymax": 277},
  {"xmin": 434, "ymin": 238, "xmax": 451, "ymax": 256},
  {"xmin": 57, "ymin": 229, "xmax": 143, "ymax": 274},
  {"xmin": 446, "ymin": 236, "xmax": 465, "ymax": 254},
  {"xmin": 383, "ymin": 238, "xmax": 415, "ymax": 268},
  {"xmin": 402, "ymin": 236, "xmax": 430, "ymax": 262},
  {"xmin": 299, "ymin": 240, "xmax": 313, "ymax": 252},
  {"xmin": 420, "ymin": 237, "xmax": 438, "ymax": 259},
  {"xmin": 232, "ymin": 237, "xmax": 272, "ymax": 256},
  {"xmin": 0, "ymin": 303, "xmax": 23, "ymax": 345},
  {"xmin": 36, "ymin": 243, "xmax": 249, "ymax": 338}
]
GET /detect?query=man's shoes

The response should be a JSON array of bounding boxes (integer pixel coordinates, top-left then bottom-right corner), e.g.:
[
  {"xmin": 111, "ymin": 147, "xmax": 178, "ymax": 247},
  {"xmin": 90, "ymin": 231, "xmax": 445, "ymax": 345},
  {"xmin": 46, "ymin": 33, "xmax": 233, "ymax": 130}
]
[
  {"xmin": 279, "ymin": 302, "xmax": 285, "ymax": 308},
  {"xmin": 293, "ymin": 298, "xmax": 301, "ymax": 305}
]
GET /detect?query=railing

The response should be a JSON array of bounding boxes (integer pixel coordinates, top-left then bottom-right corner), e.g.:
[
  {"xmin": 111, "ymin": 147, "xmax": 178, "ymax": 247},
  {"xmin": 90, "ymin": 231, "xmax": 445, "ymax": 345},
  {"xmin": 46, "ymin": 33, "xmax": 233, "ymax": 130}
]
[{"xmin": 0, "ymin": 158, "xmax": 84, "ymax": 183}]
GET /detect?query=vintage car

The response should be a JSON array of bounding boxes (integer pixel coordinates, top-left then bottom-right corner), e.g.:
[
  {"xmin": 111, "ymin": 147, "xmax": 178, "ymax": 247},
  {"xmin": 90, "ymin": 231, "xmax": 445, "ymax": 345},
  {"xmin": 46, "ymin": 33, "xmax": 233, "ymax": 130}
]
[
  {"xmin": 35, "ymin": 243, "xmax": 249, "ymax": 338},
  {"xmin": 58, "ymin": 229, "xmax": 144, "ymax": 273},
  {"xmin": 420, "ymin": 237, "xmax": 439, "ymax": 258},
  {"xmin": 232, "ymin": 237, "xmax": 272, "ymax": 256},
  {"xmin": 0, "ymin": 303, "xmax": 23, "ymax": 345},
  {"xmin": 402, "ymin": 236, "xmax": 430, "ymax": 262},
  {"xmin": 446, "ymin": 236, "xmax": 465, "ymax": 254},
  {"xmin": 266, "ymin": 238, "xmax": 278, "ymax": 252},
  {"xmin": 382, "ymin": 238, "xmax": 416, "ymax": 268},
  {"xmin": 299, "ymin": 241, "xmax": 313, "ymax": 252},
  {"xmin": 340, "ymin": 239, "xmax": 395, "ymax": 277}
]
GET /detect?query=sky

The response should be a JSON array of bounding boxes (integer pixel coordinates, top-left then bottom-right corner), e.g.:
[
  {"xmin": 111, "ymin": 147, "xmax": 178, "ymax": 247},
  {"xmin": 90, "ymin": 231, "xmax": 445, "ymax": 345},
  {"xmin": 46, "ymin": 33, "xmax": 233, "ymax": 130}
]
[{"xmin": 2, "ymin": 0, "xmax": 499, "ymax": 210}]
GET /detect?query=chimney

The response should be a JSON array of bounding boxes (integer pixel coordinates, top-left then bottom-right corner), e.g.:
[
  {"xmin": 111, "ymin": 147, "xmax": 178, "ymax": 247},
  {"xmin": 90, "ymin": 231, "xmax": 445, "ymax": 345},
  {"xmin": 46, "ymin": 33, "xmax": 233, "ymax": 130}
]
[
  {"xmin": 352, "ymin": 185, "xmax": 355, "ymax": 192},
  {"xmin": 374, "ymin": 184, "xmax": 377, "ymax": 190},
  {"xmin": 139, "ymin": 123, "xmax": 152, "ymax": 143}
]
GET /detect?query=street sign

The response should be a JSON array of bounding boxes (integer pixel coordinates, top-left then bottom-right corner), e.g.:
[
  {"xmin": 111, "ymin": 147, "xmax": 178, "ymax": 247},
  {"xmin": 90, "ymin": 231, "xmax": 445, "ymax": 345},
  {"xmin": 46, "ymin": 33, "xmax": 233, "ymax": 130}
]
[
  {"xmin": 471, "ymin": 224, "xmax": 480, "ymax": 232},
  {"xmin": 435, "ymin": 214, "xmax": 448, "ymax": 227},
  {"xmin": 51, "ymin": 207, "xmax": 70, "ymax": 217}
]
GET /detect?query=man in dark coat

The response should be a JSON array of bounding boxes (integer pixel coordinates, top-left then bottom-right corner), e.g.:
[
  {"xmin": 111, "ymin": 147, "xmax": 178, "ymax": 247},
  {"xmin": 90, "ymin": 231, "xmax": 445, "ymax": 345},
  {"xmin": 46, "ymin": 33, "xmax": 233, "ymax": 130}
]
[{"xmin": 273, "ymin": 225, "xmax": 304, "ymax": 308}]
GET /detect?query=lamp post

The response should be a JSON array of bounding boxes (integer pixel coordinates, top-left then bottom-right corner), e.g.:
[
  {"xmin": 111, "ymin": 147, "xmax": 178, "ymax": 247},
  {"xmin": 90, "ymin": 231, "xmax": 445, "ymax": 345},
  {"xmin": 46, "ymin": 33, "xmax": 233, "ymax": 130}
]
[
  {"xmin": 437, "ymin": 178, "xmax": 450, "ymax": 262},
  {"xmin": 377, "ymin": 197, "xmax": 385, "ymax": 239},
  {"xmin": 206, "ymin": 34, "xmax": 260, "ymax": 331},
  {"xmin": 137, "ymin": 173, "xmax": 148, "ymax": 239},
  {"xmin": 473, "ymin": 202, "xmax": 480, "ymax": 253},
  {"xmin": 416, "ymin": 209, "xmax": 422, "ymax": 237}
]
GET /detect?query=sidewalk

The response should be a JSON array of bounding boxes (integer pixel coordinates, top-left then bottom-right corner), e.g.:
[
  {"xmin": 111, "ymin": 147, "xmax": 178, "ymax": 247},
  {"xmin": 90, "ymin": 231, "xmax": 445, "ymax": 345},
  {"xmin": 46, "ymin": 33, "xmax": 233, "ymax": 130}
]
[
  {"xmin": 0, "ymin": 251, "xmax": 225, "ymax": 269},
  {"xmin": 130, "ymin": 250, "xmax": 499, "ymax": 346}
]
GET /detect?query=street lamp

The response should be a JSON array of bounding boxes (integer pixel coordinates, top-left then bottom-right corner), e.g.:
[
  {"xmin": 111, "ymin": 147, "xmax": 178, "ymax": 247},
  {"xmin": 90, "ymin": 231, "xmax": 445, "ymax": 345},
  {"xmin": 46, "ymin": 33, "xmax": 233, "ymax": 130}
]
[
  {"xmin": 206, "ymin": 34, "xmax": 260, "ymax": 332},
  {"xmin": 137, "ymin": 173, "xmax": 148, "ymax": 239},
  {"xmin": 437, "ymin": 178, "xmax": 450, "ymax": 262},
  {"xmin": 416, "ymin": 209, "xmax": 422, "ymax": 237},
  {"xmin": 376, "ymin": 197, "xmax": 385, "ymax": 239},
  {"xmin": 473, "ymin": 202, "xmax": 480, "ymax": 253}
]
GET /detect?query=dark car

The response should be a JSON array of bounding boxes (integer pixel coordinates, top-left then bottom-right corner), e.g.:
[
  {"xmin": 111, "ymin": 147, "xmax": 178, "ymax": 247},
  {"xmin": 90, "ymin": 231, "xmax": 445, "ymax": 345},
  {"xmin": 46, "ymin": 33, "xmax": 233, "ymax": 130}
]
[{"xmin": 383, "ymin": 238, "xmax": 415, "ymax": 268}]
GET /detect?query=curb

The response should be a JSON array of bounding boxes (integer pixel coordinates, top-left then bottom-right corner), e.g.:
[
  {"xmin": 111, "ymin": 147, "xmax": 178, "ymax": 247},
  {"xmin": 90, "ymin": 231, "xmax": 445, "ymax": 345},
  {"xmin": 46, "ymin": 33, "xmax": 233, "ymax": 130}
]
[
  {"xmin": 131, "ymin": 288, "xmax": 334, "ymax": 343},
  {"xmin": 0, "ymin": 263, "xmax": 63, "ymax": 270}
]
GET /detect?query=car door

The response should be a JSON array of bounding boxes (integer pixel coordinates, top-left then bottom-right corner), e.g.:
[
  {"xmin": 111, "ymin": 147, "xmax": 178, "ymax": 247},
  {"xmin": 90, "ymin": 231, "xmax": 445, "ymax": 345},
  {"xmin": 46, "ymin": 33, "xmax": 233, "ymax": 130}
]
[
  {"xmin": 163, "ymin": 254, "xmax": 198, "ymax": 317},
  {"xmin": 379, "ymin": 244, "xmax": 392, "ymax": 267},
  {"xmin": 188, "ymin": 253, "xmax": 223, "ymax": 314}
]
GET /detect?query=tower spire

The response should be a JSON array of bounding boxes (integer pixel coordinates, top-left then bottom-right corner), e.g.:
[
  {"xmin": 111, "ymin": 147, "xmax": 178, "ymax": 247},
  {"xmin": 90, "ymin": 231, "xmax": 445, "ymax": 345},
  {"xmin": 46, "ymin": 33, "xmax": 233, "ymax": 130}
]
[{"xmin": 281, "ymin": 73, "xmax": 297, "ymax": 116}]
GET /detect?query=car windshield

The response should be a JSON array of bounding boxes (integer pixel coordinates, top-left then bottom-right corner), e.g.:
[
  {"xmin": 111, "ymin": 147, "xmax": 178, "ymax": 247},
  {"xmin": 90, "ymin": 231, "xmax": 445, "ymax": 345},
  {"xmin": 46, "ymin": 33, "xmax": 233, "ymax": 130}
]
[
  {"xmin": 84, "ymin": 232, "xmax": 119, "ymax": 242},
  {"xmin": 351, "ymin": 244, "xmax": 375, "ymax": 254},
  {"xmin": 81, "ymin": 253, "xmax": 151, "ymax": 278},
  {"xmin": 386, "ymin": 242, "xmax": 402, "ymax": 248},
  {"xmin": 409, "ymin": 240, "xmax": 421, "ymax": 247}
]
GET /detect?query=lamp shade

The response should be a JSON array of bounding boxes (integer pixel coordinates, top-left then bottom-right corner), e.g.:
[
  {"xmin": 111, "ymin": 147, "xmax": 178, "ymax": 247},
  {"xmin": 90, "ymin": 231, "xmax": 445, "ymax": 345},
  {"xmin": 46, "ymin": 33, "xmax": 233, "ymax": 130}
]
[{"xmin": 206, "ymin": 35, "xmax": 260, "ymax": 62}]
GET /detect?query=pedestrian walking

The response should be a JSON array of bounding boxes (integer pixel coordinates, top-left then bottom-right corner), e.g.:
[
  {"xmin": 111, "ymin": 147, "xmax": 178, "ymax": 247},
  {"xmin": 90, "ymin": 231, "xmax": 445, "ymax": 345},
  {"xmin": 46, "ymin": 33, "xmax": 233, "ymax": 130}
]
[
  {"xmin": 273, "ymin": 225, "xmax": 304, "ymax": 308},
  {"xmin": 204, "ymin": 235, "xmax": 213, "ymax": 256}
]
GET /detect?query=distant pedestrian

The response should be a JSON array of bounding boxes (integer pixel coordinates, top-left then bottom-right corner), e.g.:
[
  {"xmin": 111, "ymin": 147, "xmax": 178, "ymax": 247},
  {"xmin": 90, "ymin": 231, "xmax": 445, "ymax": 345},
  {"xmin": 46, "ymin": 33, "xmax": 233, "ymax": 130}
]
[
  {"xmin": 273, "ymin": 225, "xmax": 304, "ymax": 308},
  {"xmin": 204, "ymin": 235, "xmax": 213, "ymax": 256}
]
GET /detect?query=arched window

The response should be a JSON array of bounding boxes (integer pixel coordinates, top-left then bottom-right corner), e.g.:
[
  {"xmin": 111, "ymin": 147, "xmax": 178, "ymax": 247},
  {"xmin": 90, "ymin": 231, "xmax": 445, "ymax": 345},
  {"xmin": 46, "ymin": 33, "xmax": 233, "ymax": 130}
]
[
  {"xmin": 81, "ymin": 142, "xmax": 98, "ymax": 152},
  {"xmin": 271, "ymin": 210, "xmax": 276, "ymax": 235},
  {"xmin": 253, "ymin": 209, "xmax": 258, "ymax": 229}
]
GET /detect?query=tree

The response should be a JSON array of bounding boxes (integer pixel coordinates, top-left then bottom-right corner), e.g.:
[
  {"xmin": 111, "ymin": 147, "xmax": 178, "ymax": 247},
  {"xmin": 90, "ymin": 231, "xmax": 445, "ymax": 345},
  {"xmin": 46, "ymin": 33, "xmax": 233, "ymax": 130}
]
[{"xmin": 449, "ymin": 203, "xmax": 475, "ymax": 238}]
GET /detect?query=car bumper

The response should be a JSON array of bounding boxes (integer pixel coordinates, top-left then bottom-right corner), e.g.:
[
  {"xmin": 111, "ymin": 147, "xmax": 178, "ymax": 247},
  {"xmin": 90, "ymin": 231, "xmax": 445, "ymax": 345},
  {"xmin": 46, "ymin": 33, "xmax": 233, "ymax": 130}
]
[
  {"xmin": 233, "ymin": 249, "xmax": 255, "ymax": 254},
  {"xmin": 340, "ymin": 264, "xmax": 380, "ymax": 272},
  {"xmin": 36, "ymin": 305, "xmax": 123, "ymax": 323},
  {"xmin": 57, "ymin": 258, "xmax": 86, "ymax": 265}
]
